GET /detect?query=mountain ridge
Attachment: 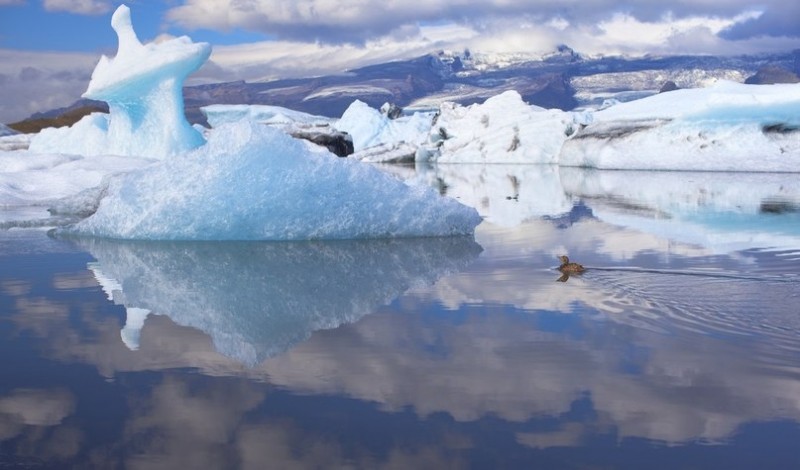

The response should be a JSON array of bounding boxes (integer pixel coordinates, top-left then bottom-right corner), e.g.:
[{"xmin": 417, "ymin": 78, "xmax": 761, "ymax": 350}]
[{"xmin": 8, "ymin": 47, "xmax": 800, "ymax": 133}]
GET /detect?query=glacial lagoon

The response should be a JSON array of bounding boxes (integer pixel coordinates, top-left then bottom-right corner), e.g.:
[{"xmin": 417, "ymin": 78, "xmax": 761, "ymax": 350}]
[{"xmin": 1, "ymin": 165, "xmax": 799, "ymax": 469}]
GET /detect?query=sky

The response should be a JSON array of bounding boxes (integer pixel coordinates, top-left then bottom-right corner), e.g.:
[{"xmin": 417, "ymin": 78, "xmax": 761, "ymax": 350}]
[{"xmin": 1, "ymin": 0, "xmax": 799, "ymax": 123}]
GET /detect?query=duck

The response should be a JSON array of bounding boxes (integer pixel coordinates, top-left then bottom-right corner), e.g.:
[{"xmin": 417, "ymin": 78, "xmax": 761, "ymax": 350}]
[{"xmin": 556, "ymin": 255, "xmax": 585, "ymax": 282}]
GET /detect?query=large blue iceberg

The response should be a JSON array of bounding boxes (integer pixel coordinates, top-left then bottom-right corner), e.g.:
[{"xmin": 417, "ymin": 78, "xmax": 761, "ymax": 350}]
[
  {"xmin": 65, "ymin": 120, "xmax": 481, "ymax": 240},
  {"xmin": 45, "ymin": 4, "xmax": 479, "ymax": 240}
]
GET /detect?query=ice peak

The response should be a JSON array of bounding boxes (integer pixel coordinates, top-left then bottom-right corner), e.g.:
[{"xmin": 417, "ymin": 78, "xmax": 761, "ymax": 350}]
[
  {"xmin": 110, "ymin": 4, "xmax": 141, "ymax": 57},
  {"xmin": 72, "ymin": 4, "xmax": 211, "ymax": 158}
]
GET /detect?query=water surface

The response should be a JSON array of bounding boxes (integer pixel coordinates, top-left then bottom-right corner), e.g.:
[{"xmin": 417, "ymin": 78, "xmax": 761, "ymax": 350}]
[{"xmin": 1, "ymin": 166, "xmax": 799, "ymax": 469}]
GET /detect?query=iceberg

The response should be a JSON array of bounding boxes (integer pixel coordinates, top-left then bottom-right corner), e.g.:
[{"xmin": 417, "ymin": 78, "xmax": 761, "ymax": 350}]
[
  {"xmin": 63, "ymin": 119, "xmax": 481, "ymax": 240},
  {"xmin": 0, "ymin": 150, "xmax": 153, "ymax": 217},
  {"xmin": 29, "ymin": 5, "xmax": 210, "ymax": 159},
  {"xmin": 202, "ymin": 104, "xmax": 334, "ymax": 129},
  {"xmin": 561, "ymin": 81, "xmax": 800, "ymax": 171},
  {"xmin": 202, "ymin": 104, "xmax": 354, "ymax": 157},
  {"xmin": 328, "ymin": 85, "xmax": 800, "ymax": 172},
  {"xmin": 431, "ymin": 91, "xmax": 583, "ymax": 164},
  {"xmin": 335, "ymin": 100, "xmax": 435, "ymax": 162}
]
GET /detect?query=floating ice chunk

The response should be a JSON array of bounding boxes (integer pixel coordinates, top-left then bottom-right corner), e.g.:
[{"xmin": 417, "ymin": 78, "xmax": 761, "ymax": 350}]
[
  {"xmin": 29, "ymin": 5, "xmax": 211, "ymax": 159},
  {"xmin": 63, "ymin": 120, "xmax": 482, "ymax": 240},
  {"xmin": 561, "ymin": 81, "xmax": 800, "ymax": 171},
  {"xmin": 592, "ymin": 80, "xmax": 800, "ymax": 123},
  {"xmin": 30, "ymin": 112, "xmax": 110, "ymax": 157},
  {"xmin": 0, "ymin": 133, "xmax": 31, "ymax": 152},
  {"xmin": 431, "ymin": 90, "xmax": 580, "ymax": 164},
  {"xmin": 336, "ymin": 100, "xmax": 435, "ymax": 152},
  {"xmin": 202, "ymin": 104, "xmax": 334, "ymax": 128},
  {"xmin": 0, "ymin": 148, "xmax": 154, "ymax": 209}
]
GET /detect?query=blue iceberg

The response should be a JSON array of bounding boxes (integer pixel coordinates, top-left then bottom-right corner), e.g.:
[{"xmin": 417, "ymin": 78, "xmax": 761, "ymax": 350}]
[
  {"xmin": 30, "ymin": 5, "xmax": 210, "ymax": 159},
  {"xmin": 65, "ymin": 119, "xmax": 481, "ymax": 240}
]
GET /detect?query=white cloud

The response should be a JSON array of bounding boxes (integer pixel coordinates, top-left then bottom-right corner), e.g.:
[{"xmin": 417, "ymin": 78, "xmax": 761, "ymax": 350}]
[
  {"xmin": 198, "ymin": 10, "xmax": 796, "ymax": 85},
  {"xmin": 203, "ymin": 22, "xmax": 481, "ymax": 82},
  {"xmin": 43, "ymin": 0, "xmax": 112, "ymax": 15},
  {"xmin": 164, "ymin": 0, "xmax": 800, "ymax": 45},
  {"xmin": 0, "ymin": 48, "xmax": 97, "ymax": 123}
]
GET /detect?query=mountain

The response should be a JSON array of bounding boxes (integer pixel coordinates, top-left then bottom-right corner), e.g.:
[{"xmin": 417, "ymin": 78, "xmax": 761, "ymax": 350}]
[
  {"xmin": 10, "ymin": 47, "xmax": 800, "ymax": 132},
  {"xmin": 744, "ymin": 66, "xmax": 800, "ymax": 84}
]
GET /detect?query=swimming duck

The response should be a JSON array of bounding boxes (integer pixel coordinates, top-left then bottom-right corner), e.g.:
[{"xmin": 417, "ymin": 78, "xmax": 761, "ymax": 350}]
[{"xmin": 556, "ymin": 255, "xmax": 585, "ymax": 282}]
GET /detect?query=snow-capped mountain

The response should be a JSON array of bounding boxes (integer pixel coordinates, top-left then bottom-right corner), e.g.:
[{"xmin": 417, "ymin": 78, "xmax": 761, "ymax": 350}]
[
  {"xmin": 10, "ymin": 46, "xmax": 800, "ymax": 131},
  {"xmin": 182, "ymin": 47, "xmax": 798, "ymax": 120}
]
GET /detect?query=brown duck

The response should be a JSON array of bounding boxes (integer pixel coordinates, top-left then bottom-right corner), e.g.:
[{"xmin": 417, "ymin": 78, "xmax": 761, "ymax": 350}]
[{"xmin": 556, "ymin": 255, "xmax": 585, "ymax": 282}]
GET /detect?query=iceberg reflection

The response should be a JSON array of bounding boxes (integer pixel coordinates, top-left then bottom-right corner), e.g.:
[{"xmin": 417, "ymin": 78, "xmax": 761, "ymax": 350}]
[
  {"xmin": 76, "ymin": 236, "xmax": 482, "ymax": 364},
  {"xmin": 416, "ymin": 163, "xmax": 800, "ymax": 253}
]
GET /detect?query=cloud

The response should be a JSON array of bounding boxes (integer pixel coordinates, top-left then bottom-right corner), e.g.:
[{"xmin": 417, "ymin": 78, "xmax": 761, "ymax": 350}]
[
  {"xmin": 0, "ymin": 49, "xmax": 97, "ymax": 123},
  {"xmin": 163, "ymin": 1, "xmax": 800, "ymax": 82},
  {"xmin": 0, "ymin": 388, "xmax": 75, "ymax": 427},
  {"xmin": 201, "ymin": 22, "xmax": 482, "ymax": 82},
  {"xmin": 721, "ymin": 4, "xmax": 800, "ymax": 40},
  {"xmin": 43, "ymin": 0, "xmax": 112, "ymax": 15},
  {"xmin": 164, "ymin": 0, "xmax": 800, "ymax": 46}
]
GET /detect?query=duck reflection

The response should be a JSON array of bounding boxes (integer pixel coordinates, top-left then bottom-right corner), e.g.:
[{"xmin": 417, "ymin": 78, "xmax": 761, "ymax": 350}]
[{"xmin": 74, "ymin": 236, "xmax": 482, "ymax": 365}]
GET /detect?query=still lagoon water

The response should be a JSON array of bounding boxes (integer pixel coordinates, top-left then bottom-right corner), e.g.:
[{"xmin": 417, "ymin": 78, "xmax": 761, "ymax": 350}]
[{"xmin": 1, "ymin": 165, "xmax": 799, "ymax": 469}]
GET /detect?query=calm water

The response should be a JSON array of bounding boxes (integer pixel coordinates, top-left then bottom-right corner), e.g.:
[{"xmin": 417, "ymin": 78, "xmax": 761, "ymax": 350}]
[{"xmin": 1, "ymin": 165, "xmax": 800, "ymax": 469}]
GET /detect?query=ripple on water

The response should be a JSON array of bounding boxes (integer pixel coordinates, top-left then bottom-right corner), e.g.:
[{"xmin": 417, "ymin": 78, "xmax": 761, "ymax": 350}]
[{"xmin": 584, "ymin": 258, "xmax": 800, "ymax": 361}]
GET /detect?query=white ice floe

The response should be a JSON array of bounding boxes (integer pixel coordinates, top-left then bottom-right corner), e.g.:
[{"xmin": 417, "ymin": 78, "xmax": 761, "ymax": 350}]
[
  {"xmin": 560, "ymin": 81, "xmax": 800, "ymax": 171},
  {"xmin": 202, "ymin": 104, "xmax": 334, "ymax": 129},
  {"xmin": 0, "ymin": 129, "xmax": 30, "ymax": 152},
  {"xmin": 334, "ymin": 83, "xmax": 800, "ymax": 172},
  {"xmin": 0, "ymin": 150, "xmax": 153, "ymax": 208},
  {"xmin": 335, "ymin": 100, "xmax": 435, "ymax": 157},
  {"xmin": 431, "ymin": 90, "xmax": 586, "ymax": 164}
]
